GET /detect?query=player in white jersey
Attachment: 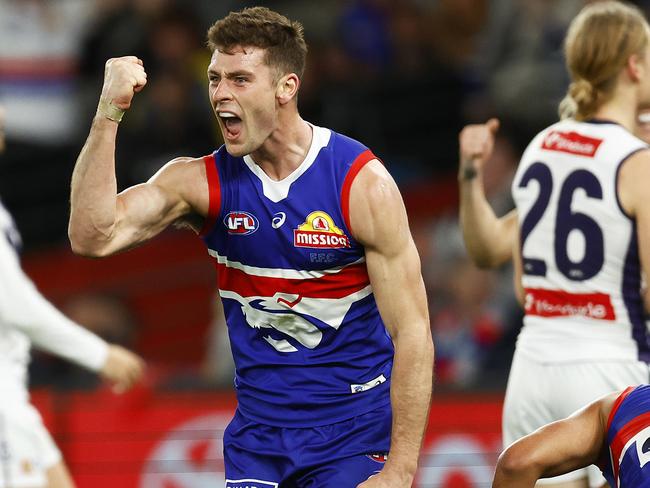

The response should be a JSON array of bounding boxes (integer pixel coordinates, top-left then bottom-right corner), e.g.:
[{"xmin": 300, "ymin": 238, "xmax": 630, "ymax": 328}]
[
  {"xmin": 458, "ymin": 3, "xmax": 650, "ymax": 487},
  {"xmin": 0, "ymin": 106, "xmax": 144, "ymax": 488}
]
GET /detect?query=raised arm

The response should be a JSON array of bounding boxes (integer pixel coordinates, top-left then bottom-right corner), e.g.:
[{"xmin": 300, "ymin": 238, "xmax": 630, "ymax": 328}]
[
  {"xmin": 351, "ymin": 160, "xmax": 434, "ymax": 488},
  {"xmin": 458, "ymin": 119, "xmax": 517, "ymax": 268},
  {"xmin": 493, "ymin": 392, "xmax": 616, "ymax": 487},
  {"xmin": 69, "ymin": 57, "xmax": 207, "ymax": 257}
]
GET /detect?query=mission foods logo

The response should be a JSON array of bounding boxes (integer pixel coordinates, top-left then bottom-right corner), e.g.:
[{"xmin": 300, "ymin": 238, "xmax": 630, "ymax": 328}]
[
  {"xmin": 224, "ymin": 211, "xmax": 258, "ymax": 235},
  {"xmin": 541, "ymin": 130, "xmax": 602, "ymax": 157},
  {"xmin": 293, "ymin": 211, "xmax": 350, "ymax": 249}
]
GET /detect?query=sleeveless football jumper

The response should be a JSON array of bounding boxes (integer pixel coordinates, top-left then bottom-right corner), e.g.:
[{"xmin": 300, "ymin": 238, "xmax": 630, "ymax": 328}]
[{"xmin": 201, "ymin": 125, "xmax": 394, "ymax": 427}]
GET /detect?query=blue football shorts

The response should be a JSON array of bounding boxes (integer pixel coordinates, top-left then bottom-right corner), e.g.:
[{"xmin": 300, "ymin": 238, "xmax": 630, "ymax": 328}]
[{"xmin": 223, "ymin": 402, "xmax": 392, "ymax": 488}]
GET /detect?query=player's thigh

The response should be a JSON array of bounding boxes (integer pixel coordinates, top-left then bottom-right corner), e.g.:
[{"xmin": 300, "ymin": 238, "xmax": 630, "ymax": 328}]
[
  {"xmin": 293, "ymin": 452, "xmax": 388, "ymax": 488},
  {"xmin": 502, "ymin": 350, "xmax": 552, "ymax": 447},
  {"xmin": 45, "ymin": 461, "xmax": 74, "ymax": 488},
  {"xmin": 0, "ymin": 405, "xmax": 61, "ymax": 488}
]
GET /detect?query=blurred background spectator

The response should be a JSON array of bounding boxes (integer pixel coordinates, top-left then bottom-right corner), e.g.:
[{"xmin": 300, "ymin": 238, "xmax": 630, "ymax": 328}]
[{"xmin": 0, "ymin": 0, "xmax": 615, "ymax": 393}]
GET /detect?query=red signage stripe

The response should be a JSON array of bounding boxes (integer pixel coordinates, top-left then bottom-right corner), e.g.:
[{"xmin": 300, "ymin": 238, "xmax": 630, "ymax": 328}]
[
  {"xmin": 217, "ymin": 262, "xmax": 370, "ymax": 299},
  {"xmin": 0, "ymin": 58, "xmax": 78, "ymax": 78}
]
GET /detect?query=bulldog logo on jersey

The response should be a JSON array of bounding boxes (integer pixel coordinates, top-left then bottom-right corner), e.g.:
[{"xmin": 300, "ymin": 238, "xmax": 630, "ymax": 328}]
[
  {"xmin": 224, "ymin": 211, "xmax": 259, "ymax": 235},
  {"xmin": 293, "ymin": 211, "xmax": 350, "ymax": 249}
]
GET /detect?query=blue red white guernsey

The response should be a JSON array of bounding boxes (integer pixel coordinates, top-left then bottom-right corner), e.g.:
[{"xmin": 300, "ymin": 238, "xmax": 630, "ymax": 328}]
[
  {"xmin": 200, "ymin": 124, "xmax": 394, "ymax": 427},
  {"xmin": 511, "ymin": 119, "xmax": 650, "ymax": 363},
  {"xmin": 603, "ymin": 385, "xmax": 650, "ymax": 487}
]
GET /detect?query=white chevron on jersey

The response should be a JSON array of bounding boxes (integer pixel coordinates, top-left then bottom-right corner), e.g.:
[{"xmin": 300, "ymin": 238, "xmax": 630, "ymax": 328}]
[
  {"xmin": 512, "ymin": 119, "xmax": 649, "ymax": 362},
  {"xmin": 207, "ymin": 249, "xmax": 365, "ymax": 279}
]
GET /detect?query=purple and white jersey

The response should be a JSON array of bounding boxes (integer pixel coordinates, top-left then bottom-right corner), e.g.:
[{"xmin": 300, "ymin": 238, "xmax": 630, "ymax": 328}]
[
  {"xmin": 512, "ymin": 119, "xmax": 649, "ymax": 362},
  {"xmin": 201, "ymin": 124, "xmax": 394, "ymax": 427}
]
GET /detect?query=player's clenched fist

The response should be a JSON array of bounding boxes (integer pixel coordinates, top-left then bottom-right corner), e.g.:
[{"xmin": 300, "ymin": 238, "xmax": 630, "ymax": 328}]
[
  {"xmin": 100, "ymin": 56, "xmax": 148, "ymax": 111},
  {"xmin": 458, "ymin": 118, "xmax": 500, "ymax": 180}
]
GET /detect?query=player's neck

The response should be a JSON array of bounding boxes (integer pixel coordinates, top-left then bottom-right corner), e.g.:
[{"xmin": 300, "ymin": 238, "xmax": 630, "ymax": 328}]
[
  {"xmin": 595, "ymin": 93, "xmax": 638, "ymax": 134},
  {"xmin": 250, "ymin": 115, "xmax": 313, "ymax": 181}
]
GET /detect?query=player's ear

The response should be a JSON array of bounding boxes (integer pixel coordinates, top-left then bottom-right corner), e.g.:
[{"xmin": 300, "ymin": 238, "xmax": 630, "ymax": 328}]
[
  {"xmin": 627, "ymin": 52, "xmax": 644, "ymax": 82},
  {"xmin": 276, "ymin": 73, "xmax": 300, "ymax": 105}
]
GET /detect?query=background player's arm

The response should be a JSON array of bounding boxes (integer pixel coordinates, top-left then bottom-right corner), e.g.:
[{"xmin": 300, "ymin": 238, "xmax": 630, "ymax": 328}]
[
  {"xmin": 0, "ymin": 238, "xmax": 144, "ymax": 392},
  {"xmin": 458, "ymin": 119, "xmax": 516, "ymax": 268},
  {"xmin": 618, "ymin": 149, "xmax": 650, "ymax": 311},
  {"xmin": 513, "ymin": 225, "xmax": 526, "ymax": 308},
  {"xmin": 69, "ymin": 57, "xmax": 206, "ymax": 257},
  {"xmin": 350, "ymin": 160, "xmax": 434, "ymax": 488},
  {"xmin": 493, "ymin": 392, "xmax": 617, "ymax": 487}
]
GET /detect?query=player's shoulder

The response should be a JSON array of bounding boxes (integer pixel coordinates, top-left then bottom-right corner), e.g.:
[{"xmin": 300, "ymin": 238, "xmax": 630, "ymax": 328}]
[
  {"xmin": 601, "ymin": 385, "xmax": 649, "ymax": 432},
  {"xmin": 154, "ymin": 155, "xmax": 209, "ymax": 178},
  {"xmin": 324, "ymin": 126, "xmax": 370, "ymax": 159},
  {"xmin": 350, "ymin": 159, "xmax": 400, "ymax": 225},
  {"xmin": 148, "ymin": 155, "xmax": 213, "ymax": 202},
  {"xmin": 618, "ymin": 146, "xmax": 650, "ymax": 185}
]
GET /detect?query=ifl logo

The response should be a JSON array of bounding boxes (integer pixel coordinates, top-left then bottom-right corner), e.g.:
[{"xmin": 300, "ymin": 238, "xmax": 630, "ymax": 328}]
[
  {"xmin": 224, "ymin": 211, "xmax": 259, "ymax": 235},
  {"xmin": 293, "ymin": 211, "xmax": 350, "ymax": 249}
]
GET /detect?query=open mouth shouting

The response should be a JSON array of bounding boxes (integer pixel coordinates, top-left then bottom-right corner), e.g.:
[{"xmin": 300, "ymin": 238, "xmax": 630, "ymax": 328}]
[{"xmin": 219, "ymin": 111, "xmax": 243, "ymax": 141}]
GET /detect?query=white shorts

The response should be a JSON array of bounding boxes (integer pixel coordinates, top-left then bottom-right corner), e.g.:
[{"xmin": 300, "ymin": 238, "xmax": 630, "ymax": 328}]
[
  {"xmin": 0, "ymin": 403, "xmax": 62, "ymax": 488},
  {"xmin": 503, "ymin": 349, "xmax": 649, "ymax": 487}
]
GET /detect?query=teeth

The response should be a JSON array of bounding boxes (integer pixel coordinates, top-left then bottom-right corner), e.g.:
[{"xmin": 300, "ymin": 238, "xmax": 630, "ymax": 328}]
[{"xmin": 219, "ymin": 112, "xmax": 237, "ymax": 118}]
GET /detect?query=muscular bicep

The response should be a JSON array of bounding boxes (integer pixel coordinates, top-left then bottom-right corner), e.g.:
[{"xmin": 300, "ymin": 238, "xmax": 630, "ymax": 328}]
[
  {"xmin": 112, "ymin": 182, "xmax": 188, "ymax": 249},
  {"xmin": 90, "ymin": 157, "xmax": 207, "ymax": 256},
  {"xmin": 348, "ymin": 161, "xmax": 429, "ymax": 339}
]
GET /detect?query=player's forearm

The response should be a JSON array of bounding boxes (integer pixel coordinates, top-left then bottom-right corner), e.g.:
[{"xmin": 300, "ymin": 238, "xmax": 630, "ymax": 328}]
[
  {"xmin": 69, "ymin": 114, "xmax": 120, "ymax": 256},
  {"xmin": 459, "ymin": 177, "xmax": 512, "ymax": 268},
  {"xmin": 384, "ymin": 326, "xmax": 434, "ymax": 481},
  {"xmin": 0, "ymin": 254, "xmax": 108, "ymax": 371}
]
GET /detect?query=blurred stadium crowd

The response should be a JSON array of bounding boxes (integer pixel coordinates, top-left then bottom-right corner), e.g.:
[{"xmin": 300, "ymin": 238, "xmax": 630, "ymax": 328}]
[{"xmin": 3, "ymin": 0, "xmax": 646, "ymax": 393}]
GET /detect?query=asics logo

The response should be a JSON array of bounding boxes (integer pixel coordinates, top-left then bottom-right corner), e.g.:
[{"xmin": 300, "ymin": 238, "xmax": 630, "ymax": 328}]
[{"xmin": 272, "ymin": 212, "xmax": 286, "ymax": 229}]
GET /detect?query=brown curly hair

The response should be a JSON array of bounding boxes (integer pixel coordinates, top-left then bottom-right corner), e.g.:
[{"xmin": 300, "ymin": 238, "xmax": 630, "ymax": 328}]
[{"xmin": 207, "ymin": 7, "xmax": 308, "ymax": 81}]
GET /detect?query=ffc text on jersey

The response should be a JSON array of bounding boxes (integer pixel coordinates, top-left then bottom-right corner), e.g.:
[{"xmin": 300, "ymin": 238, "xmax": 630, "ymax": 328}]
[
  {"xmin": 224, "ymin": 211, "xmax": 259, "ymax": 235},
  {"xmin": 293, "ymin": 211, "xmax": 350, "ymax": 249}
]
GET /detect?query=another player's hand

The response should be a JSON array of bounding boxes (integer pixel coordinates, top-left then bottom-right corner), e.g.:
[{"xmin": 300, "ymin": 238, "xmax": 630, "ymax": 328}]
[
  {"xmin": 458, "ymin": 118, "xmax": 500, "ymax": 182},
  {"xmin": 100, "ymin": 56, "xmax": 148, "ymax": 110},
  {"xmin": 100, "ymin": 344, "xmax": 145, "ymax": 393}
]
